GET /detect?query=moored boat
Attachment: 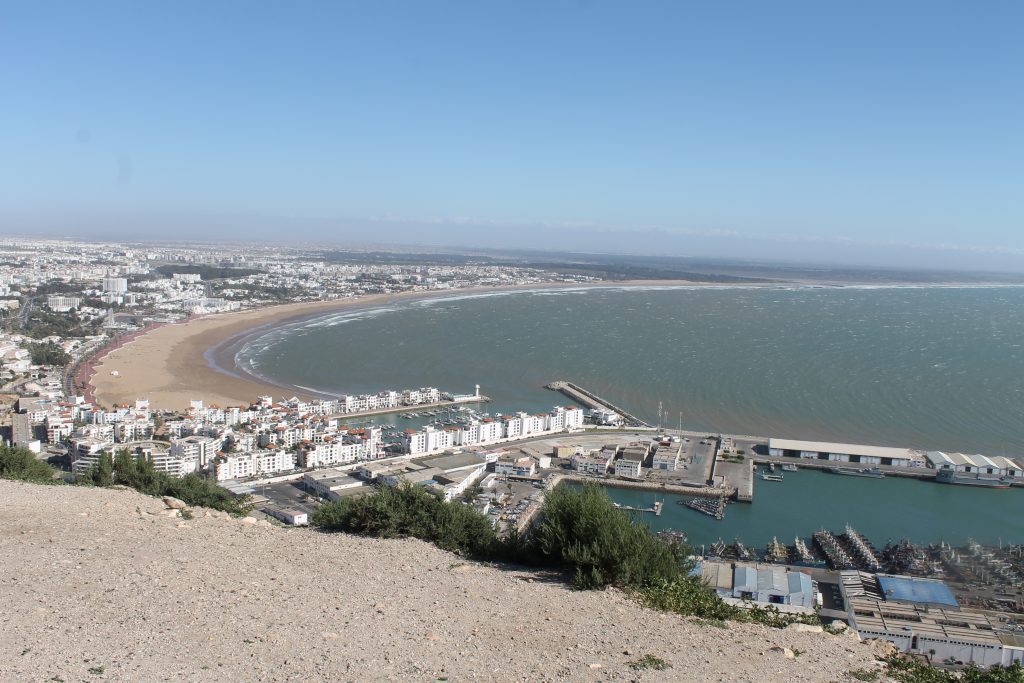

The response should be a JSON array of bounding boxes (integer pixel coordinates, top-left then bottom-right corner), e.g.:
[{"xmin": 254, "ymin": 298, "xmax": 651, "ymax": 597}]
[
  {"xmin": 828, "ymin": 466, "xmax": 884, "ymax": 478},
  {"xmin": 935, "ymin": 470, "xmax": 1012, "ymax": 488}
]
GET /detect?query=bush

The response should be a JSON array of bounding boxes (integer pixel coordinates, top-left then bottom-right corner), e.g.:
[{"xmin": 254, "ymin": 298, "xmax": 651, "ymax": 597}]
[
  {"xmin": 312, "ymin": 483, "xmax": 502, "ymax": 559},
  {"xmin": 80, "ymin": 449, "xmax": 251, "ymax": 515},
  {"xmin": 637, "ymin": 577, "xmax": 821, "ymax": 628},
  {"xmin": 0, "ymin": 444, "xmax": 57, "ymax": 483},
  {"xmin": 884, "ymin": 655, "xmax": 1024, "ymax": 683},
  {"xmin": 527, "ymin": 484, "xmax": 691, "ymax": 589}
]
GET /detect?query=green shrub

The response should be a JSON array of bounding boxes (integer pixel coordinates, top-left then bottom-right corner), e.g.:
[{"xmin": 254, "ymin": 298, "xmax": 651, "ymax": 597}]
[
  {"xmin": 636, "ymin": 576, "xmax": 820, "ymax": 628},
  {"xmin": 0, "ymin": 444, "xmax": 57, "ymax": 483},
  {"xmin": 527, "ymin": 484, "xmax": 691, "ymax": 589},
  {"xmin": 884, "ymin": 655, "xmax": 1024, "ymax": 683},
  {"xmin": 628, "ymin": 655, "xmax": 671, "ymax": 671},
  {"xmin": 80, "ymin": 449, "xmax": 251, "ymax": 515},
  {"xmin": 312, "ymin": 483, "xmax": 502, "ymax": 559},
  {"xmin": 637, "ymin": 576, "xmax": 740, "ymax": 621}
]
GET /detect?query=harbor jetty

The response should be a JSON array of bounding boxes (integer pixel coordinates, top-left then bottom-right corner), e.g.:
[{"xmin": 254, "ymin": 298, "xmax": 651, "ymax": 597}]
[
  {"xmin": 545, "ymin": 380, "xmax": 651, "ymax": 427},
  {"xmin": 614, "ymin": 500, "xmax": 664, "ymax": 516}
]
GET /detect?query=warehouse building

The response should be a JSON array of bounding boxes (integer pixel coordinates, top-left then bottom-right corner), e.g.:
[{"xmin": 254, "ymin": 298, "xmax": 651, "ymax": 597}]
[
  {"xmin": 840, "ymin": 573, "xmax": 1024, "ymax": 667},
  {"xmin": 925, "ymin": 451, "xmax": 1024, "ymax": 479},
  {"xmin": 768, "ymin": 438, "xmax": 927, "ymax": 468},
  {"xmin": 696, "ymin": 561, "xmax": 817, "ymax": 613}
]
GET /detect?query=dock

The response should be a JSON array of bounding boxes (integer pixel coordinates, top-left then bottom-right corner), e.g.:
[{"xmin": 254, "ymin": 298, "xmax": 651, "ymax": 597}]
[
  {"xmin": 545, "ymin": 380, "xmax": 651, "ymax": 427},
  {"xmin": 614, "ymin": 500, "xmax": 663, "ymax": 516},
  {"xmin": 553, "ymin": 473, "xmax": 734, "ymax": 499}
]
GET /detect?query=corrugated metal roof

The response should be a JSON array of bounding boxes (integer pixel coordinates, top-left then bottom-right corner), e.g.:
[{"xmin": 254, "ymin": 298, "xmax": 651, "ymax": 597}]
[
  {"xmin": 878, "ymin": 575, "xmax": 959, "ymax": 608},
  {"xmin": 757, "ymin": 568, "xmax": 787, "ymax": 593},
  {"xmin": 925, "ymin": 451, "xmax": 953, "ymax": 466},
  {"xmin": 769, "ymin": 438, "xmax": 912, "ymax": 460},
  {"xmin": 733, "ymin": 567, "xmax": 757, "ymax": 592},
  {"xmin": 992, "ymin": 455, "xmax": 1022, "ymax": 470},
  {"xmin": 788, "ymin": 572, "xmax": 812, "ymax": 595}
]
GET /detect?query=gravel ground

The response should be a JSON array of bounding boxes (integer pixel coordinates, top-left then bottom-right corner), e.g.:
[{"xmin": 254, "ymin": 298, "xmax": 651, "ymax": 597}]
[{"xmin": 0, "ymin": 480, "xmax": 884, "ymax": 682}]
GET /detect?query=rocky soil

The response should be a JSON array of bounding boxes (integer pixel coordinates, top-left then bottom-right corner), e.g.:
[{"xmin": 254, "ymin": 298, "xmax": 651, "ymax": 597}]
[{"xmin": 0, "ymin": 480, "xmax": 884, "ymax": 682}]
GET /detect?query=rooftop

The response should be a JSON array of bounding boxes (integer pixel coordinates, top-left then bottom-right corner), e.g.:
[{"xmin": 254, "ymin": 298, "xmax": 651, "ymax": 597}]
[
  {"xmin": 770, "ymin": 437, "xmax": 917, "ymax": 460},
  {"xmin": 877, "ymin": 574, "xmax": 959, "ymax": 609}
]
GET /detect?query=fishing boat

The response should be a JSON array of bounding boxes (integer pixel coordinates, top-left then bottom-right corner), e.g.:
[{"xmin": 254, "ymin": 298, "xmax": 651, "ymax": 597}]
[
  {"xmin": 781, "ymin": 463, "xmax": 798, "ymax": 472},
  {"xmin": 733, "ymin": 538, "xmax": 755, "ymax": 561},
  {"xmin": 765, "ymin": 536, "xmax": 789, "ymax": 563},
  {"xmin": 828, "ymin": 466, "xmax": 885, "ymax": 478},
  {"xmin": 761, "ymin": 473, "xmax": 784, "ymax": 482},
  {"xmin": 793, "ymin": 537, "xmax": 819, "ymax": 565},
  {"xmin": 656, "ymin": 529, "xmax": 689, "ymax": 544}
]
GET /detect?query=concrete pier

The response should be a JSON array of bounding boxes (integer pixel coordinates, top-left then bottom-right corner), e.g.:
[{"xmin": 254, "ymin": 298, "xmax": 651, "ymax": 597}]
[
  {"xmin": 750, "ymin": 455, "xmax": 938, "ymax": 480},
  {"xmin": 545, "ymin": 380, "xmax": 651, "ymax": 427},
  {"xmin": 553, "ymin": 473, "xmax": 735, "ymax": 499}
]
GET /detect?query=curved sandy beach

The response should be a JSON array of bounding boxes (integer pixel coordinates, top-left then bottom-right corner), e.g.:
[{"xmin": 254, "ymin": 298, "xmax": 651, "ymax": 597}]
[{"xmin": 90, "ymin": 280, "xmax": 771, "ymax": 411}]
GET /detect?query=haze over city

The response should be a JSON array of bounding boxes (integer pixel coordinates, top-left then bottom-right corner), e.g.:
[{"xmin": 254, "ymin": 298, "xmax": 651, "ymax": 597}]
[{"xmin": 2, "ymin": 1, "xmax": 1022, "ymax": 271}]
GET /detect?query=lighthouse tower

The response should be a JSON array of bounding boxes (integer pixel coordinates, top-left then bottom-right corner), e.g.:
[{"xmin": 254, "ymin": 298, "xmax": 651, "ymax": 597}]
[{"xmin": 475, "ymin": 384, "xmax": 480, "ymax": 398}]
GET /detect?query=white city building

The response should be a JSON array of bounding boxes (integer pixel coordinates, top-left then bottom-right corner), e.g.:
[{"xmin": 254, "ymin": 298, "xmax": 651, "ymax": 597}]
[
  {"xmin": 102, "ymin": 277, "xmax": 128, "ymax": 293},
  {"xmin": 215, "ymin": 449, "xmax": 295, "ymax": 481},
  {"xmin": 169, "ymin": 435, "xmax": 220, "ymax": 472},
  {"xmin": 46, "ymin": 295, "xmax": 82, "ymax": 312}
]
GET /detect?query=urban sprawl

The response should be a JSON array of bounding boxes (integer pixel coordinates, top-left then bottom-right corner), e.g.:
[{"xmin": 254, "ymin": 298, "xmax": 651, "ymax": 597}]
[{"xmin": 3, "ymin": 238, "xmax": 1024, "ymax": 670}]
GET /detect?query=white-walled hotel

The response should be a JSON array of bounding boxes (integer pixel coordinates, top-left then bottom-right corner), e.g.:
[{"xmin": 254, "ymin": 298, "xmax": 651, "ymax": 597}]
[{"xmin": 400, "ymin": 406, "xmax": 584, "ymax": 456}]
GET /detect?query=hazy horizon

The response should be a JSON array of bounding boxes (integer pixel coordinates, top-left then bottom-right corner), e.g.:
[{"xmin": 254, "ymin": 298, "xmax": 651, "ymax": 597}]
[{"xmin": 2, "ymin": 1, "xmax": 1022, "ymax": 271}]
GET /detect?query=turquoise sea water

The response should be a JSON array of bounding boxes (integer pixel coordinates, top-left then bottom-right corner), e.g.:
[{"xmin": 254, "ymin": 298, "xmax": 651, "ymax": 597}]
[
  {"xmin": 236, "ymin": 285, "xmax": 1024, "ymax": 544},
  {"xmin": 586, "ymin": 470, "xmax": 1024, "ymax": 547}
]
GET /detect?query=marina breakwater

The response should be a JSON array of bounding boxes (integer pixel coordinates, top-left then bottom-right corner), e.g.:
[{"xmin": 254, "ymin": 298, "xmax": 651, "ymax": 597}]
[{"xmin": 545, "ymin": 380, "xmax": 651, "ymax": 427}]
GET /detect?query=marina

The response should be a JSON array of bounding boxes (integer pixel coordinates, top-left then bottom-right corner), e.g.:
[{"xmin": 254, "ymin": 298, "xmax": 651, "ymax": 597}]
[{"xmin": 592, "ymin": 467, "xmax": 1024, "ymax": 548}]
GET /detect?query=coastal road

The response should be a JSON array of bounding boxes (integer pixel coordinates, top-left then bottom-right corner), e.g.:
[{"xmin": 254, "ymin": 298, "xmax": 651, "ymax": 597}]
[{"xmin": 17, "ymin": 295, "xmax": 35, "ymax": 328}]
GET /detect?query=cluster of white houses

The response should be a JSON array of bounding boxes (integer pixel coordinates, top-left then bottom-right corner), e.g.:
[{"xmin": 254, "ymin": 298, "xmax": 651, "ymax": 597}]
[
  {"xmin": 567, "ymin": 439, "xmax": 682, "ymax": 477},
  {"xmin": 16, "ymin": 385, "xmax": 589, "ymax": 486},
  {"xmin": 399, "ymin": 406, "xmax": 584, "ymax": 455}
]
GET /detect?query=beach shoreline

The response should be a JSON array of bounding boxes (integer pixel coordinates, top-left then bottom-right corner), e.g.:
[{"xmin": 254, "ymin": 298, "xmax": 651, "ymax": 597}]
[{"xmin": 89, "ymin": 279, "xmax": 776, "ymax": 411}]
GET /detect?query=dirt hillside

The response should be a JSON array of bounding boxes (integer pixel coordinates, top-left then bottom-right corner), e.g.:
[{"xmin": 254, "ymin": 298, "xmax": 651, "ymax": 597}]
[{"xmin": 0, "ymin": 480, "xmax": 883, "ymax": 682}]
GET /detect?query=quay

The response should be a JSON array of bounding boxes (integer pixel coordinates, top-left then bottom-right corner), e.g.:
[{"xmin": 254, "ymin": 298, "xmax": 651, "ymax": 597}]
[
  {"xmin": 552, "ymin": 473, "xmax": 734, "ymax": 499},
  {"xmin": 614, "ymin": 500, "xmax": 664, "ymax": 516},
  {"xmin": 545, "ymin": 380, "xmax": 651, "ymax": 427},
  {"xmin": 751, "ymin": 455, "xmax": 937, "ymax": 480}
]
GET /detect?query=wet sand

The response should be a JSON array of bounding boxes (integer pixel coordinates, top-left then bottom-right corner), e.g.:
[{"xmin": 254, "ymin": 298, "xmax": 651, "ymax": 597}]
[{"xmin": 90, "ymin": 280, "xmax": 768, "ymax": 411}]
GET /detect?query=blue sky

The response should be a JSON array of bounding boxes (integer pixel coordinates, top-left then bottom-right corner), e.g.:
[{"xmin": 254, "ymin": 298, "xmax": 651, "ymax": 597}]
[{"xmin": 1, "ymin": 1, "xmax": 1022, "ymax": 270}]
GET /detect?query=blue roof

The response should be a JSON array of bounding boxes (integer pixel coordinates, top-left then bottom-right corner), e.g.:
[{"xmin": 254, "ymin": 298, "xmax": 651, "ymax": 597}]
[{"xmin": 878, "ymin": 575, "xmax": 959, "ymax": 608}]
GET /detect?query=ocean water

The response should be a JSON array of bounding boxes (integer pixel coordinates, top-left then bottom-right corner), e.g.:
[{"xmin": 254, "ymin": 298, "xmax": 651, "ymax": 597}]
[
  {"xmin": 235, "ymin": 285, "xmax": 1024, "ymax": 544},
  {"xmin": 238, "ymin": 285, "xmax": 1024, "ymax": 456},
  {"xmin": 586, "ymin": 470, "xmax": 1024, "ymax": 547}
]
